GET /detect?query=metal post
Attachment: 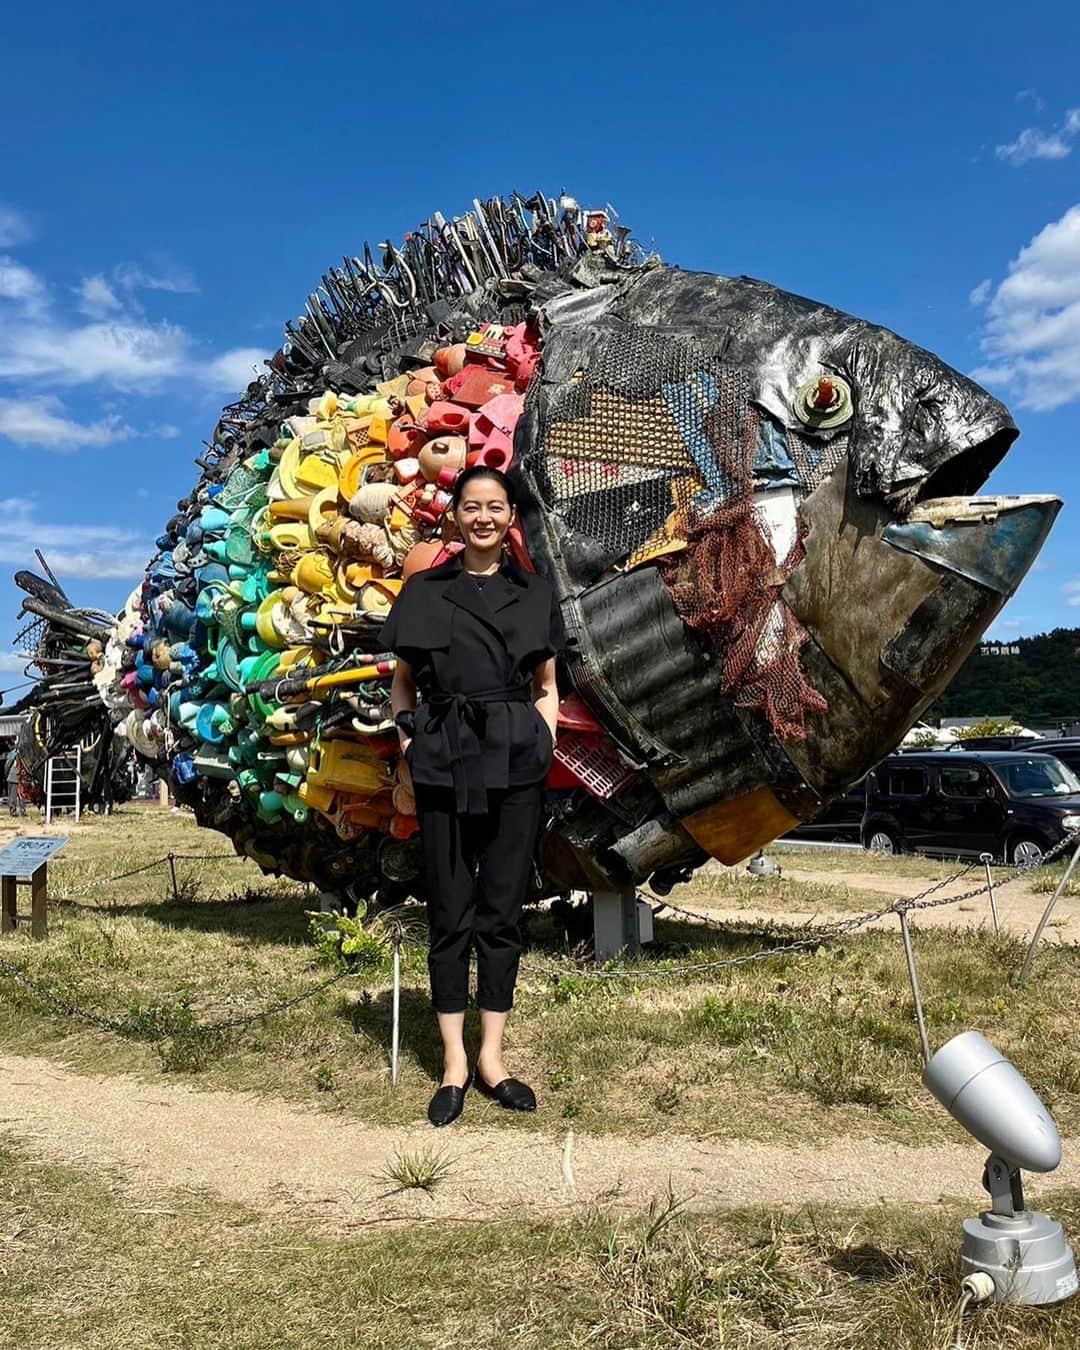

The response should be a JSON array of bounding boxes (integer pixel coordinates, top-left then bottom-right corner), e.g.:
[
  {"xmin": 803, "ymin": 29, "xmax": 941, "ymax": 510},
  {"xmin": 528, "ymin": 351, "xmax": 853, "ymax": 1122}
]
[
  {"xmin": 390, "ymin": 931, "xmax": 401, "ymax": 1086},
  {"xmin": 897, "ymin": 904, "xmax": 931, "ymax": 1067},
  {"xmin": 73, "ymin": 746, "xmax": 82, "ymax": 824},
  {"xmin": 1017, "ymin": 842, "xmax": 1080, "ymax": 987},
  {"xmin": 30, "ymin": 864, "xmax": 47, "ymax": 940},
  {"xmin": 592, "ymin": 885, "xmax": 641, "ymax": 963},
  {"xmin": 44, "ymin": 757, "xmax": 53, "ymax": 826},
  {"xmin": 980, "ymin": 852, "xmax": 1000, "ymax": 934},
  {"xmin": 167, "ymin": 853, "xmax": 179, "ymax": 902}
]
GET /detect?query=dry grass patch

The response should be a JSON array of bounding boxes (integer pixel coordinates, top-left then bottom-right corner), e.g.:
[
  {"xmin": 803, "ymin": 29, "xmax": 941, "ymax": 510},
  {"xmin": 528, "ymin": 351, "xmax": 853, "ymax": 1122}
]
[{"xmin": 3, "ymin": 1140, "xmax": 1080, "ymax": 1348}]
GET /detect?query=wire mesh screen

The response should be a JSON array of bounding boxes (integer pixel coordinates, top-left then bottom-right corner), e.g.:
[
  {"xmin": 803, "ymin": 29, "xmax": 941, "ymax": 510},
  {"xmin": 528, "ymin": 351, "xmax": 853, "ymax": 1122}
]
[{"xmin": 525, "ymin": 321, "xmax": 828, "ymax": 742}]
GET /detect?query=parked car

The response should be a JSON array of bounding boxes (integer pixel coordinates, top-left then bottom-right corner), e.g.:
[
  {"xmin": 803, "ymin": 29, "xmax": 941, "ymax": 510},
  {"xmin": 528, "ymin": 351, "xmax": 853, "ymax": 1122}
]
[
  {"xmin": 958, "ymin": 734, "xmax": 1043, "ymax": 751},
  {"xmin": 863, "ymin": 751, "xmax": 1080, "ymax": 864},
  {"xmin": 1025, "ymin": 739, "xmax": 1080, "ymax": 778},
  {"xmin": 784, "ymin": 783, "xmax": 866, "ymax": 844}
]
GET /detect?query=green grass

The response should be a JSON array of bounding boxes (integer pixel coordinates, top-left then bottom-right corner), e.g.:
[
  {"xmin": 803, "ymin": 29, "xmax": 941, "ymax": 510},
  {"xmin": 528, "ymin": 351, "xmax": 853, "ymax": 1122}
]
[
  {"xmin": 3, "ymin": 1139, "xmax": 1079, "ymax": 1349},
  {"xmin": 2, "ymin": 807, "xmax": 1079, "ymax": 1146}
]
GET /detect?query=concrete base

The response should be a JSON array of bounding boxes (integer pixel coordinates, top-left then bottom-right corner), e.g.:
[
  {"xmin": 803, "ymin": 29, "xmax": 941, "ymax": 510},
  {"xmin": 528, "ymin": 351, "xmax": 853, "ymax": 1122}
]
[
  {"xmin": 592, "ymin": 886, "xmax": 653, "ymax": 962},
  {"xmin": 962, "ymin": 1209, "xmax": 1079, "ymax": 1305}
]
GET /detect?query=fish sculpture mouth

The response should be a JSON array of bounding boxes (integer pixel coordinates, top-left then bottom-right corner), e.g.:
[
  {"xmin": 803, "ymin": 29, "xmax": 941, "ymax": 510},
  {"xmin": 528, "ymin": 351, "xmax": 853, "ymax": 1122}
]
[{"xmin": 909, "ymin": 427, "xmax": 1017, "ymax": 506}]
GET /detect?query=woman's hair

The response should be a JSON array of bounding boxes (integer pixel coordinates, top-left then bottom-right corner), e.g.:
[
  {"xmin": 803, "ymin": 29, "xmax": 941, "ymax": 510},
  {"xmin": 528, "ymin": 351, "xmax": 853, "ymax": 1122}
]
[{"xmin": 449, "ymin": 465, "xmax": 518, "ymax": 512}]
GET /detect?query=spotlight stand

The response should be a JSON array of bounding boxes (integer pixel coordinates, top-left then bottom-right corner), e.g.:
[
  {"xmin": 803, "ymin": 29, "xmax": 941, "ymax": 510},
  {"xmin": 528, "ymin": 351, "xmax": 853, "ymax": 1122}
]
[
  {"xmin": 960, "ymin": 1153, "xmax": 1079, "ymax": 1305},
  {"xmin": 924, "ymin": 1031, "xmax": 1079, "ymax": 1306}
]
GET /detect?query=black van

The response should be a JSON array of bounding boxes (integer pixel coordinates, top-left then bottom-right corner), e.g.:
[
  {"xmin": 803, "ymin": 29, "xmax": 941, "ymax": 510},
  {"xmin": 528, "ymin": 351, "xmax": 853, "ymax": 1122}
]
[
  {"xmin": 863, "ymin": 751, "xmax": 1080, "ymax": 864},
  {"xmin": 1029, "ymin": 740, "xmax": 1080, "ymax": 778},
  {"xmin": 785, "ymin": 782, "xmax": 866, "ymax": 843}
]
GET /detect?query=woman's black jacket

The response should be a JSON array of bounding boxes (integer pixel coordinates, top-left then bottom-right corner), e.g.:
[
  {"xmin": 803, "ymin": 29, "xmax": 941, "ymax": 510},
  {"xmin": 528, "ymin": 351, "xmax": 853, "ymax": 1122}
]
[{"xmin": 380, "ymin": 550, "xmax": 566, "ymax": 812}]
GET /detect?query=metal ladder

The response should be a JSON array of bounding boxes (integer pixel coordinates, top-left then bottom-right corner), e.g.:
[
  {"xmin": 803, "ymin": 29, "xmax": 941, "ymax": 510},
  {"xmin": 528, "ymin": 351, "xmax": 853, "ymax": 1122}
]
[{"xmin": 44, "ymin": 746, "xmax": 82, "ymax": 824}]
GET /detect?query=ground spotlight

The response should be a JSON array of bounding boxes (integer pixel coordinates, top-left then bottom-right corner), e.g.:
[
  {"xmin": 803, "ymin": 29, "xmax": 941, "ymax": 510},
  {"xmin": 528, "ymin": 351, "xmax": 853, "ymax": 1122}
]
[
  {"xmin": 745, "ymin": 852, "xmax": 780, "ymax": 878},
  {"xmin": 923, "ymin": 1030, "xmax": 1078, "ymax": 1305}
]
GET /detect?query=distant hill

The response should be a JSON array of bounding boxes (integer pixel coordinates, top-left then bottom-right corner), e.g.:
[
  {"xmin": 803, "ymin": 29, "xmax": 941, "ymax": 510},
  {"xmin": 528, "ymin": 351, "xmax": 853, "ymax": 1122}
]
[{"xmin": 932, "ymin": 627, "xmax": 1080, "ymax": 726}]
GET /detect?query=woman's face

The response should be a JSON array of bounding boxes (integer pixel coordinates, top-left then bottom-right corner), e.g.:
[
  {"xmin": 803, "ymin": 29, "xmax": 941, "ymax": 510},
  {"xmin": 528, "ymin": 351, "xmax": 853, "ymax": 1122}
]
[{"xmin": 450, "ymin": 477, "xmax": 515, "ymax": 559}]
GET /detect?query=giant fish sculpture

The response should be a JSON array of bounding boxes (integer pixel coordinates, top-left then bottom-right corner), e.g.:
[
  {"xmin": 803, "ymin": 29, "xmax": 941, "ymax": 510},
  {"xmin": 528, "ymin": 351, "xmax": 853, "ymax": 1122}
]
[{"xmin": 11, "ymin": 192, "xmax": 1060, "ymax": 906}]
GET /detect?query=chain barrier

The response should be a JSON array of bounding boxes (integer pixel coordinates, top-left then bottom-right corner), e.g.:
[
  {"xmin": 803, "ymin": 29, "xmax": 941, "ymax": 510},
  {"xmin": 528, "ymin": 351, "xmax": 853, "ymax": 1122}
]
[
  {"xmin": 0, "ymin": 947, "xmax": 353, "ymax": 1040},
  {"xmin": 2, "ymin": 829, "xmax": 1078, "ymax": 1039},
  {"xmin": 516, "ymin": 828, "xmax": 1080, "ymax": 983},
  {"xmin": 51, "ymin": 850, "xmax": 249, "ymax": 899}
]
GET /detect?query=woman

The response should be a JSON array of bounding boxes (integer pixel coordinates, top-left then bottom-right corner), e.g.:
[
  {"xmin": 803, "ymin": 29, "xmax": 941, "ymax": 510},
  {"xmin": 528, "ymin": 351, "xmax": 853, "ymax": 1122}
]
[{"xmin": 381, "ymin": 466, "xmax": 565, "ymax": 1126}]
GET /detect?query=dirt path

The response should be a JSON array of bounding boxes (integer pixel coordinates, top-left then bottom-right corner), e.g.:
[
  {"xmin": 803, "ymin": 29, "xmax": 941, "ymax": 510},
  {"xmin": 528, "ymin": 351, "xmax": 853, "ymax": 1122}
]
[
  {"xmin": 687, "ymin": 867, "xmax": 1071, "ymax": 937},
  {"xmin": 2, "ymin": 1053, "xmax": 1076, "ymax": 1226}
]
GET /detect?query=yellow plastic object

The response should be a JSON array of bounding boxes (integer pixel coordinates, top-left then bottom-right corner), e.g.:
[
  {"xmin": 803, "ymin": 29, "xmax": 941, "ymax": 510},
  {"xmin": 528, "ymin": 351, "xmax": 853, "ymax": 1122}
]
[
  {"xmin": 299, "ymin": 779, "xmax": 336, "ymax": 813},
  {"xmin": 293, "ymin": 551, "xmax": 336, "ymax": 594},
  {"xmin": 307, "ymin": 487, "xmax": 340, "ymax": 535},
  {"xmin": 405, "ymin": 393, "xmax": 429, "ymax": 421},
  {"xmin": 343, "ymin": 562, "xmax": 382, "ymax": 587},
  {"xmin": 367, "ymin": 417, "xmax": 389, "ymax": 446},
  {"xmin": 278, "ymin": 645, "xmax": 316, "ymax": 671},
  {"xmin": 277, "ymin": 439, "xmax": 303, "ymax": 497},
  {"xmin": 269, "ymin": 495, "xmax": 316, "ymax": 521},
  {"xmin": 297, "ymin": 664, "xmax": 387, "ymax": 694},
  {"xmin": 338, "ymin": 447, "xmax": 386, "ymax": 499},
  {"xmin": 360, "ymin": 578, "xmax": 402, "ymax": 614},
  {"xmin": 296, "ymin": 454, "xmax": 339, "ymax": 491},
  {"xmin": 307, "ymin": 739, "xmax": 395, "ymax": 796},
  {"xmin": 255, "ymin": 592, "xmax": 287, "ymax": 648},
  {"xmin": 315, "ymin": 391, "xmax": 339, "ymax": 420},
  {"xmin": 269, "ymin": 521, "xmax": 315, "ymax": 552},
  {"xmin": 342, "ymin": 417, "xmax": 374, "ymax": 453},
  {"xmin": 334, "ymin": 567, "xmax": 358, "ymax": 601}
]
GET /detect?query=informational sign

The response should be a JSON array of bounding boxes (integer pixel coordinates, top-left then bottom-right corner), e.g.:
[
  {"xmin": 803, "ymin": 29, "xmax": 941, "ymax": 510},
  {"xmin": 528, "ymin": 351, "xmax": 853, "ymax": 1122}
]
[{"xmin": 0, "ymin": 836, "xmax": 69, "ymax": 876}]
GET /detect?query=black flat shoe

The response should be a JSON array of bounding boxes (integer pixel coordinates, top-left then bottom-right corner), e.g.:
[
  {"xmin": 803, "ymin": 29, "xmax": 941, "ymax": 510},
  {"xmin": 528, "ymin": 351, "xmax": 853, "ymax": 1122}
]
[
  {"xmin": 427, "ymin": 1071, "xmax": 472, "ymax": 1127},
  {"xmin": 474, "ymin": 1070, "xmax": 536, "ymax": 1112}
]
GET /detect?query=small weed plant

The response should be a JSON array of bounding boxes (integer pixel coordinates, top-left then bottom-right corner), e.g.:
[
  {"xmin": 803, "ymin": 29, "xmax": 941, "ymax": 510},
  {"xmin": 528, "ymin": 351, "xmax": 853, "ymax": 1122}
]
[
  {"xmin": 379, "ymin": 1145, "xmax": 453, "ymax": 1194},
  {"xmin": 307, "ymin": 910, "xmax": 387, "ymax": 971}
]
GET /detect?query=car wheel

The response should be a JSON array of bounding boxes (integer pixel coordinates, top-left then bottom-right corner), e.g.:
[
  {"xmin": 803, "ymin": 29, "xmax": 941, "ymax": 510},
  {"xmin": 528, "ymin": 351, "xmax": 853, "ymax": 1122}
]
[
  {"xmin": 867, "ymin": 829, "xmax": 900, "ymax": 856},
  {"xmin": 1010, "ymin": 836, "xmax": 1044, "ymax": 867}
]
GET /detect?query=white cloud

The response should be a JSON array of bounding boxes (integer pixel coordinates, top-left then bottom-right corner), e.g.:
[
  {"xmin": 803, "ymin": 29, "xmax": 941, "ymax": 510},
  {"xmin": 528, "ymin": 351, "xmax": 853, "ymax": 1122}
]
[
  {"xmin": 114, "ymin": 261, "xmax": 199, "ymax": 295},
  {"xmin": 0, "ymin": 256, "xmax": 46, "ymax": 312},
  {"xmin": 0, "ymin": 650, "xmax": 30, "ymax": 676},
  {"xmin": 0, "ymin": 231, "xmax": 260, "ymax": 404},
  {"xmin": 1064, "ymin": 580, "xmax": 1080, "ymax": 607},
  {"xmin": 0, "ymin": 396, "xmax": 134, "ymax": 450},
  {"xmin": 0, "ymin": 305, "xmax": 265, "ymax": 395},
  {"xmin": 972, "ymin": 204, "xmax": 1080, "ymax": 411},
  {"xmin": 0, "ymin": 204, "xmax": 32, "ymax": 249},
  {"xmin": 996, "ymin": 108, "xmax": 1080, "ymax": 165},
  {"xmin": 969, "ymin": 277, "xmax": 992, "ymax": 307},
  {"xmin": 0, "ymin": 497, "xmax": 151, "ymax": 580},
  {"xmin": 0, "ymin": 316, "xmax": 193, "ymax": 388},
  {"xmin": 202, "ymin": 347, "xmax": 268, "ymax": 390},
  {"xmin": 75, "ymin": 273, "xmax": 122, "ymax": 319}
]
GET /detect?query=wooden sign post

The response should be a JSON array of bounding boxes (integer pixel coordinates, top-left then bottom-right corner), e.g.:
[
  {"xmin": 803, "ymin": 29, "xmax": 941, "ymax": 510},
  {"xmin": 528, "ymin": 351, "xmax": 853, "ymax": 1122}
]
[{"xmin": 0, "ymin": 837, "xmax": 69, "ymax": 941}]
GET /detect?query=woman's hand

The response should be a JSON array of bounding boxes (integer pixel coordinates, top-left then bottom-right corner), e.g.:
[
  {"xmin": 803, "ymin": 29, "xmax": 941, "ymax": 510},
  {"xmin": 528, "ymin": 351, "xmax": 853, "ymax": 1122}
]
[
  {"xmin": 531, "ymin": 657, "xmax": 559, "ymax": 740},
  {"xmin": 390, "ymin": 656, "xmax": 417, "ymax": 759}
]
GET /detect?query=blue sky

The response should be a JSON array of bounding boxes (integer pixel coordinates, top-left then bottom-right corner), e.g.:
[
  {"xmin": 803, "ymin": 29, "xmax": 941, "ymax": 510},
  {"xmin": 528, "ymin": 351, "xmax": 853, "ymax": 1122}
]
[{"xmin": 2, "ymin": 0, "xmax": 1079, "ymax": 694}]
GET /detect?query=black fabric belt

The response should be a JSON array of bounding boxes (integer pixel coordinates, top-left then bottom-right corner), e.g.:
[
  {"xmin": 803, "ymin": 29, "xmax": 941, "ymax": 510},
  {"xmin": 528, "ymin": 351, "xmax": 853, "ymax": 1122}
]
[{"xmin": 422, "ymin": 678, "xmax": 533, "ymax": 814}]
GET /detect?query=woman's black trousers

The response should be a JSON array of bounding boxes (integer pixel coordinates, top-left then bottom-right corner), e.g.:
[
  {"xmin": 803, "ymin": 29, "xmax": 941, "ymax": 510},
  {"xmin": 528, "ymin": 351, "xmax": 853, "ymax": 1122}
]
[{"xmin": 413, "ymin": 780, "xmax": 545, "ymax": 1014}]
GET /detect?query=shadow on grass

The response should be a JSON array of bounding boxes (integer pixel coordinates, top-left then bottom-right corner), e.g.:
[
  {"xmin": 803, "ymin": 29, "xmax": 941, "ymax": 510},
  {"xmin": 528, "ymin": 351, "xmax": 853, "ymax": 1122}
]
[
  {"xmin": 828, "ymin": 1242, "xmax": 920, "ymax": 1283},
  {"xmin": 63, "ymin": 890, "xmax": 313, "ymax": 946},
  {"xmin": 60, "ymin": 887, "xmax": 826, "ymax": 969},
  {"xmin": 342, "ymin": 985, "xmax": 445, "ymax": 1082}
]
